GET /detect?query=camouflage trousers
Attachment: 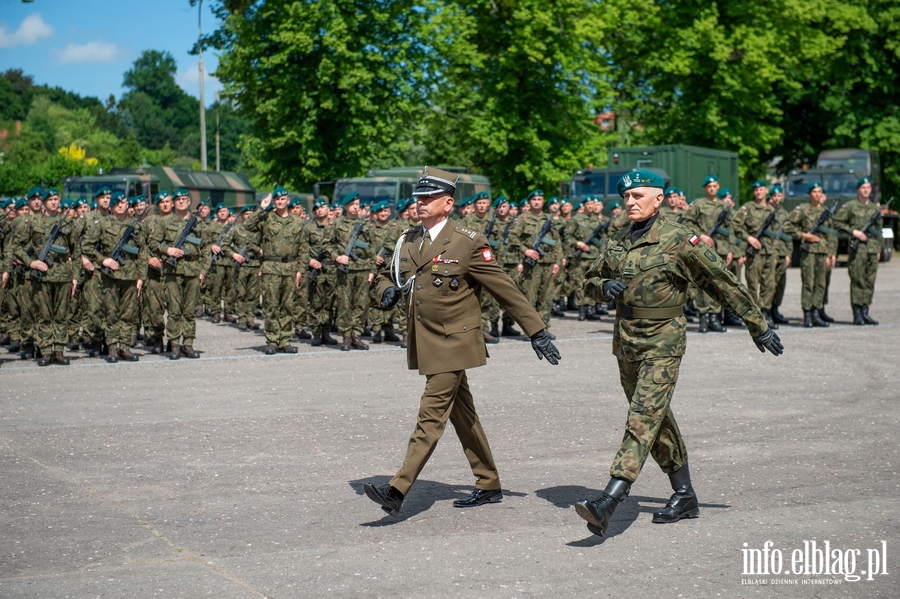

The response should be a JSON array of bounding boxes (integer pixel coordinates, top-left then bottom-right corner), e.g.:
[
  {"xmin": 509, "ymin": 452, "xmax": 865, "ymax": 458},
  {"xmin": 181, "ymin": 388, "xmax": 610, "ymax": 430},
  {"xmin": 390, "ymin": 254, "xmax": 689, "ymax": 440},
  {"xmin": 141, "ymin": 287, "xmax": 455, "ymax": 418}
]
[
  {"xmin": 231, "ymin": 266, "xmax": 260, "ymax": 326},
  {"xmin": 142, "ymin": 270, "xmax": 166, "ymax": 341},
  {"xmin": 294, "ymin": 278, "xmax": 310, "ymax": 330},
  {"xmin": 33, "ymin": 279, "xmax": 72, "ymax": 354},
  {"xmin": 3, "ymin": 273, "xmax": 24, "ymax": 343},
  {"xmin": 204, "ymin": 265, "xmax": 231, "ymax": 316},
  {"xmin": 101, "ymin": 277, "xmax": 139, "ymax": 347},
  {"xmin": 262, "ymin": 273, "xmax": 296, "ymax": 348},
  {"xmin": 848, "ymin": 249, "xmax": 879, "ymax": 306},
  {"xmin": 501, "ymin": 263, "xmax": 521, "ymax": 327},
  {"xmin": 164, "ymin": 274, "xmax": 200, "ymax": 345},
  {"xmin": 519, "ymin": 263, "xmax": 555, "ymax": 328},
  {"xmin": 744, "ymin": 251, "xmax": 776, "ymax": 309},
  {"xmin": 336, "ymin": 269, "xmax": 369, "ymax": 336},
  {"xmin": 572, "ymin": 258, "xmax": 591, "ymax": 306},
  {"xmin": 799, "ymin": 251, "xmax": 828, "ymax": 310},
  {"xmin": 610, "ymin": 356, "xmax": 687, "ymax": 483},
  {"xmin": 770, "ymin": 256, "xmax": 789, "ymax": 310},
  {"xmin": 309, "ymin": 271, "xmax": 336, "ymax": 328},
  {"xmin": 80, "ymin": 270, "xmax": 105, "ymax": 342},
  {"xmin": 66, "ymin": 280, "xmax": 83, "ymax": 340}
]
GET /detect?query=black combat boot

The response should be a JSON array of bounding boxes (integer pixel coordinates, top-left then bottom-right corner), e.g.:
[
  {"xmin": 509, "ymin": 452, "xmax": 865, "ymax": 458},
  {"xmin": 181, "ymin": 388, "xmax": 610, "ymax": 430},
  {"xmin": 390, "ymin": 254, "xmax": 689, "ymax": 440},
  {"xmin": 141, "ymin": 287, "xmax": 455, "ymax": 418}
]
[
  {"xmin": 708, "ymin": 313, "xmax": 727, "ymax": 333},
  {"xmin": 321, "ymin": 327, "xmax": 338, "ymax": 346},
  {"xmin": 169, "ymin": 344, "xmax": 182, "ymax": 360},
  {"xmin": 722, "ymin": 310, "xmax": 743, "ymax": 327},
  {"xmin": 53, "ymin": 350, "xmax": 70, "ymax": 366},
  {"xmin": 7, "ymin": 340, "xmax": 21, "ymax": 353},
  {"xmin": 371, "ymin": 330, "xmax": 383, "ymax": 344},
  {"xmin": 578, "ymin": 306, "xmax": 586, "ymax": 322},
  {"xmin": 818, "ymin": 307, "xmax": 834, "ymax": 323},
  {"xmin": 761, "ymin": 309, "xmax": 778, "ymax": 330},
  {"xmin": 297, "ymin": 328, "xmax": 312, "ymax": 340},
  {"xmin": 861, "ymin": 305, "xmax": 879, "ymax": 325},
  {"xmin": 0, "ymin": 334, "xmax": 9, "ymax": 345},
  {"xmin": 311, "ymin": 328, "xmax": 323, "ymax": 347},
  {"xmin": 106, "ymin": 345, "xmax": 119, "ymax": 363},
  {"xmin": 21, "ymin": 343, "xmax": 35, "ymax": 360},
  {"xmin": 384, "ymin": 328, "xmax": 400, "ymax": 343},
  {"xmin": 683, "ymin": 300, "xmax": 698, "ymax": 318},
  {"xmin": 810, "ymin": 308, "xmax": 829, "ymax": 327},
  {"xmin": 596, "ymin": 303, "xmax": 610, "ymax": 316},
  {"xmin": 118, "ymin": 348, "xmax": 139, "ymax": 362},
  {"xmin": 771, "ymin": 306, "xmax": 789, "ymax": 324},
  {"xmin": 37, "ymin": 351, "xmax": 54, "ymax": 367},
  {"xmin": 264, "ymin": 344, "xmax": 278, "ymax": 355},
  {"xmin": 698, "ymin": 314, "xmax": 709, "ymax": 333},
  {"xmin": 852, "ymin": 305, "xmax": 866, "ymax": 325},
  {"xmin": 803, "ymin": 310, "xmax": 814, "ymax": 328},
  {"xmin": 489, "ymin": 321, "xmax": 500, "ymax": 338},
  {"xmin": 567, "ymin": 296, "xmax": 578, "ymax": 311},
  {"xmin": 652, "ymin": 464, "xmax": 700, "ymax": 523},
  {"xmin": 501, "ymin": 322, "xmax": 520, "ymax": 337},
  {"xmin": 361, "ymin": 326, "xmax": 372, "ymax": 338},
  {"xmin": 574, "ymin": 478, "xmax": 631, "ymax": 537},
  {"xmin": 586, "ymin": 305, "xmax": 601, "ymax": 321},
  {"xmin": 551, "ymin": 301, "xmax": 565, "ymax": 318}
]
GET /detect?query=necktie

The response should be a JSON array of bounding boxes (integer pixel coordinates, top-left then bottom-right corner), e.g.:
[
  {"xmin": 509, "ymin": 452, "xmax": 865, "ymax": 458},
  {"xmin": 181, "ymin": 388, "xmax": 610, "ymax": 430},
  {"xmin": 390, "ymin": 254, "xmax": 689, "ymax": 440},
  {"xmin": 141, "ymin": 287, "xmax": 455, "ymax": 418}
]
[{"xmin": 420, "ymin": 230, "xmax": 432, "ymax": 258}]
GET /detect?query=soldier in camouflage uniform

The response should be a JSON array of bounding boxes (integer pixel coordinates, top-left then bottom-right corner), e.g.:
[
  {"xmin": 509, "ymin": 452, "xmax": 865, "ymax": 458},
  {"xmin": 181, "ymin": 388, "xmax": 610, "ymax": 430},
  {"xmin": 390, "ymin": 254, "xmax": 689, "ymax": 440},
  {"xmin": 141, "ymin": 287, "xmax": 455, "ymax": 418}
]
[
  {"xmin": 391, "ymin": 197, "xmax": 420, "ymax": 347},
  {"xmin": 204, "ymin": 203, "xmax": 235, "ymax": 324},
  {"xmin": 497, "ymin": 199, "xmax": 523, "ymax": 336},
  {"xmin": 141, "ymin": 191, "xmax": 173, "ymax": 354},
  {"xmin": 288, "ymin": 197, "xmax": 313, "ymax": 339},
  {"xmin": 833, "ymin": 176, "xmax": 884, "ymax": 325},
  {"xmin": 461, "ymin": 191, "xmax": 502, "ymax": 342},
  {"xmin": 3, "ymin": 198, "xmax": 33, "ymax": 356},
  {"xmin": 732, "ymin": 180, "xmax": 779, "ymax": 328},
  {"xmin": 569, "ymin": 197, "xmax": 607, "ymax": 321},
  {"xmin": 765, "ymin": 185, "xmax": 791, "ymax": 324},
  {"xmin": 680, "ymin": 175, "xmax": 733, "ymax": 333},
  {"xmin": 82, "ymin": 191, "xmax": 147, "ymax": 362},
  {"xmin": 80, "ymin": 187, "xmax": 113, "ymax": 356},
  {"xmin": 783, "ymin": 182, "xmax": 839, "ymax": 328},
  {"xmin": 13, "ymin": 187, "xmax": 81, "ymax": 366},
  {"xmin": 331, "ymin": 192, "xmax": 376, "ymax": 351},
  {"xmin": 149, "ymin": 188, "xmax": 210, "ymax": 359},
  {"xmin": 510, "ymin": 190, "xmax": 562, "ymax": 335},
  {"xmin": 305, "ymin": 197, "xmax": 338, "ymax": 346},
  {"xmin": 227, "ymin": 205, "xmax": 262, "ymax": 332},
  {"xmin": 367, "ymin": 200, "xmax": 402, "ymax": 343},
  {"xmin": 0, "ymin": 198, "xmax": 11, "ymax": 346},
  {"xmin": 244, "ymin": 187, "xmax": 308, "ymax": 354},
  {"xmin": 573, "ymin": 170, "xmax": 783, "ymax": 538}
]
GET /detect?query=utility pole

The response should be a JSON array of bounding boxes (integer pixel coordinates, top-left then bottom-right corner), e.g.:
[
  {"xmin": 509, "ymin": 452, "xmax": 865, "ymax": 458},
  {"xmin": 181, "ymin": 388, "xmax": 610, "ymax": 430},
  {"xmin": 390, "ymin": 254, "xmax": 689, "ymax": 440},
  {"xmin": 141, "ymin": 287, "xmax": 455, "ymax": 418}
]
[
  {"xmin": 198, "ymin": 0, "xmax": 208, "ymax": 171},
  {"xmin": 215, "ymin": 94, "xmax": 221, "ymax": 171}
]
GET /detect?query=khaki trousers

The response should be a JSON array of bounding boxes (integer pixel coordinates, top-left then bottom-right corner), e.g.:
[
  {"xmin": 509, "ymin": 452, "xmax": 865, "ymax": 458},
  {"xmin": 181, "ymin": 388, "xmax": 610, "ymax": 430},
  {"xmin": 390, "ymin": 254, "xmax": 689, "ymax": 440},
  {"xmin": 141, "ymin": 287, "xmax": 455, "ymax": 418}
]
[{"xmin": 390, "ymin": 370, "xmax": 499, "ymax": 495}]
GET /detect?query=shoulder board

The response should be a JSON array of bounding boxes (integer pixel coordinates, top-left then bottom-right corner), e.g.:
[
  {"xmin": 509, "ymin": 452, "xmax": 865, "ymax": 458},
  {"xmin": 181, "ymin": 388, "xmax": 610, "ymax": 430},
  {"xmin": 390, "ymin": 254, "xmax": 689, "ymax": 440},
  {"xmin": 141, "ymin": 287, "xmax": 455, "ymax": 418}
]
[{"xmin": 454, "ymin": 226, "xmax": 477, "ymax": 239}]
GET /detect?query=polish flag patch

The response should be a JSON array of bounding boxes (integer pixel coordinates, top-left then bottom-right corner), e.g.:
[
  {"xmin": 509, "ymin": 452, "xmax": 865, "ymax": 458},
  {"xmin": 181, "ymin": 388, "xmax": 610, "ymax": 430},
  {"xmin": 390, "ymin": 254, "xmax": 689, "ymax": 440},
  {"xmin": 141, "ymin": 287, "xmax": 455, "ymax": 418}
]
[
  {"xmin": 689, "ymin": 235, "xmax": 700, "ymax": 246},
  {"xmin": 482, "ymin": 248, "xmax": 494, "ymax": 262}
]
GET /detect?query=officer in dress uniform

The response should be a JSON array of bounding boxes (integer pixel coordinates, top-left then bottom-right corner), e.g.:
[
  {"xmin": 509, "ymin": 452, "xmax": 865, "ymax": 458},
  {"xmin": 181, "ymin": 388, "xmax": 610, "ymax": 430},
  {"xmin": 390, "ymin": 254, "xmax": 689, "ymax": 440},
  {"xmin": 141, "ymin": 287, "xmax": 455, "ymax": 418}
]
[{"xmin": 362, "ymin": 167, "xmax": 561, "ymax": 517}]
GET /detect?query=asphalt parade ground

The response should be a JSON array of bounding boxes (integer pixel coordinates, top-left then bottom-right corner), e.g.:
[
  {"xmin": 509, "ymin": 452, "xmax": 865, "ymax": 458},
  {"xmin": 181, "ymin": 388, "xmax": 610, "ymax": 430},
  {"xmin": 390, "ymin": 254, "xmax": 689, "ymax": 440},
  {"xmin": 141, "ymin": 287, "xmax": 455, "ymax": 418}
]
[{"xmin": 2, "ymin": 262, "xmax": 899, "ymax": 599}]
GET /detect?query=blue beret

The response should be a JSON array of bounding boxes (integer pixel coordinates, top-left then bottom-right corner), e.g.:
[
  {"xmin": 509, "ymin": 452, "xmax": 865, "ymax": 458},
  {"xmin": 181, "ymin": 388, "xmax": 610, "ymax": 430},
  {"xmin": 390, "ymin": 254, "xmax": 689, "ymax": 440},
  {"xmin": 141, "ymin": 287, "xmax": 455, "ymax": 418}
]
[
  {"xmin": 397, "ymin": 197, "xmax": 415, "ymax": 212},
  {"xmin": 173, "ymin": 187, "xmax": 190, "ymax": 199},
  {"xmin": 702, "ymin": 175, "xmax": 719, "ymax": 187},
  {"xmin": 313, "ymin": 196, "xmax": 328, "ymax": 209},
  {"xmin": 93, "ymin": 186, "xmax": 112, "ymax": 198},
  {"xmin": 26, "ymin": 186, "xmax": 43, "ymax": 200},
  {"xmin": 717, "ymin": 188, "xmax": 731, "ymax": 199},
  {"xmin": 340, "ymin": 191, "xmax": 360, "ymax": 206},
  {"xmin": 526, "ymin": 189, "xmax": 544, "ymax": 200},
  {"xmin": 856, "ymin": 176, "xmax": 872, "ymax": 189},
  {"xmin": 616, "ymin": 169, "xmax": 666, "ymax": 197},
  {"xmin": 808, "ymin": 181, "xmax": 823, "ymax": 193},
  {"xmin": 371, "ymin": 200, "xmax": 390, "ymax": 212},
  {"xmin": 751, "ymin": 180, "xmax": 767, "ymax": 189},
  {"xmin": 109, "ymin": 191, "xmax": 127, "ymax": 207}
]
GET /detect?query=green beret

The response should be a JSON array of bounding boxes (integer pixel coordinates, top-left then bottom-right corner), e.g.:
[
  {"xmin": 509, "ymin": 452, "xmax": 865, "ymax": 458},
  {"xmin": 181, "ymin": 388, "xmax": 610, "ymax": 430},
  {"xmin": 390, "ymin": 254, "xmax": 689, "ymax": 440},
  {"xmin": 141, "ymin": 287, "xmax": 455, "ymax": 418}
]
[
  {"xmin": 240, "ymin": 204, "xmax": 257, "ymax": 213},
  {"xmin": 26, "ymin": 186, "xmax": 43, "ymax": 200},
  {"xmin": 0, "ymin": 198, "xmax": 11, "ymax": 209},
  {"xmin": 751, "ymin": 180, "xmax": 767, "ymax": 189},
  {"xmin": 518, "ymin": 199, "xmax": 529, "ymax": 208},
  {"xmin": 609, "ymin": 200, "xmax": 623, "ymax": 209},
  {"xmin": 154, "ymin": 190, "xmax": 171, "ymax": 205},
  {"xmin": 93, "ymin": 186, "xmax": 112, "ymax": 198},
  {"xmin": 717, "ymin": 188, "xmax": 731, "ymax": 199},
  {"xmin": 109, "ymin": 191, "xmax": 127, "ymax": 207},
  {"xmin": 397, "ymin": 197, "xmax": 415, "ymax": 212},
  {"xmin": 769, "ymin": 184, "xmax": 784, "ymax": 194},
  {"xmin": 570, "ymin": 200, "xmax": 583, "ymax": 211},
  {"xmin": 856, "ymin": 176, "xmax": 872, "ymax": 189},
  {"xmin": 15, "ymin": 197, "xmax": 28, "ymax": 210},
  {"xmin": 75, "ymin": 196, "xmax": 88, "ymax": 207},
  {"xmin": 492, "ymin": 195, "xmax": 509, "ymax": 209},
  {"xmin": 313, "ymin": 196, "xmax": 329, "ymax": 209},
  {"xmin": 526, "ymin": 189, "xmax": 544, "ymax": 200},
  {"xmin": 288, "ymin": 197, "xmax": 303, "ymax": 208},
  {"xmin": 459, "ymin": 196, "xmax": 473, "ymax": 207},
  {"xmin": 61, "ymin": 198, "xmax": 74, "ymax": 209},
  {"xmin": 126, "ymin": 196, "xmax": 138, "ymax": 207},
  {"xmin": 616, "ymin": 169, "xmax": 665, "ymax": 197},
  {"xmin": 808, "ymin": 181, "xmax": 823, "ymax": 194},
  {"xmin": 89, "ymin": 200, "xmax": 97, "ymax": 210},
  {"xmin": 664, "ymin": 187, "xmax": 677, "ymax": 196},
  {"xmin": 339, "ymin": 191, "xmax": 360, "ymax": 206},
  {"xmin": 173, "ymin": 187, "xmax": 190, "ymax": 199},
  {"xmin": 702, "ymin": 175, "xmax": 719, "ymax": 187},
  {"xmin": 473, "ymin": 191, "xmax": 490, "ymax": 201},
  {"xmin": 43, "ymin": 187, "xmax": 59, "ymax": 200},
  {"xmin": 371, "ymin": 200, "xmax": 390, "ymax": 212},
  {"xmin": 273, "ymin": 186, "xmax": 289, "ymax": 198},
  {"xmin": 561, "ymin": 197, "xmax": 572, "ymax": 204},
  {"xmin": 546, "ymin": 196, "xmax": 560, "ymax": 205},
  {"xmin": 214, "ymin": 202, "xmax": 229, "ymax": 212}
]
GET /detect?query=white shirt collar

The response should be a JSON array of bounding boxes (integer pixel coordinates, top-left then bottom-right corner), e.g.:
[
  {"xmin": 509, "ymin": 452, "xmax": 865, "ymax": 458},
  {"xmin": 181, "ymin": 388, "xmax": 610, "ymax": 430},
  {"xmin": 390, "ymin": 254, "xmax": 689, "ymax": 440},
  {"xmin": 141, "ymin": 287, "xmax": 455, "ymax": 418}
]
[{"xmin": 423, "ymin": 217, "xmax": 449, "ymax": 241}]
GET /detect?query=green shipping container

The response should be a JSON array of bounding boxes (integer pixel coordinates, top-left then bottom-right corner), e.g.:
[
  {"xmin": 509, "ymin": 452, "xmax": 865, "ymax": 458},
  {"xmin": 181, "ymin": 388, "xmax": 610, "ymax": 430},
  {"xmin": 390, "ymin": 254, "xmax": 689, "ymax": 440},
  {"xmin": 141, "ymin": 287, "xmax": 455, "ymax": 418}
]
[{"xmin": 609, "ymin": 144, "xmax": 740, "ymax": 203}]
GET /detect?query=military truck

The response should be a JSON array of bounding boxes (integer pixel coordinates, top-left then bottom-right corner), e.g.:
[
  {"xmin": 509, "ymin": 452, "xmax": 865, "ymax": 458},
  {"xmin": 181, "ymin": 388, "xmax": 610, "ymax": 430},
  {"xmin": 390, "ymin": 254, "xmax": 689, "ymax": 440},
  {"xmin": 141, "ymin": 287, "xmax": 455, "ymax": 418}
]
[
  {"xmin": 315, "ymin": 166, "xmax": 491, "ymax": 213},
  {"xmin": 608, "ymin": 144, "xmax": 740, "ymax": 202},
  {"xmin": 63, "ymin": 167, "xmax": 256, "ymax": 209},
  {"xmin": 567, "ymin": 167, "xmax": 671, "ymax": 216}
]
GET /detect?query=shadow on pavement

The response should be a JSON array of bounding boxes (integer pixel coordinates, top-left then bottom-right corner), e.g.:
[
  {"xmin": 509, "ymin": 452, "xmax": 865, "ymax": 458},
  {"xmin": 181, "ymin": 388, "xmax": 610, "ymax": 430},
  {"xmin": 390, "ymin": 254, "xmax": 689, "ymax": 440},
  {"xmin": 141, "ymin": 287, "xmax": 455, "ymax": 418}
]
[{"xmin": 349, "ymin": 476, "xmax": 527, "ymax": 525}]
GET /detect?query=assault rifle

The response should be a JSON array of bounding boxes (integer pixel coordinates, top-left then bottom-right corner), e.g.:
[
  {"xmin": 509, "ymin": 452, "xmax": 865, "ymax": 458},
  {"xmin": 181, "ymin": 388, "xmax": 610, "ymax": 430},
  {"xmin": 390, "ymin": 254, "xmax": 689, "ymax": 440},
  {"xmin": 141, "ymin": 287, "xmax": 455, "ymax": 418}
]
[
  {"xmin": 336, "ymin": 218, "xmax": 369, "ymax": 274},
  {"xmin": 707, "ymin": 207, "xmax": 732, "ymax": 239},
  {"xmin": 30, "ymin": 212, "xmax": 72, "ymax": 281},
  {"xmin": 482, "ymin": 210, "xmax": 500, "ymax": 248},
  {"xmin": 744, "ymin": 209, "xmax": 779, "ymax": 259},
  {"xmin": 574, "ymin": 219, "xmax": 612, "ymax": 259},
  {"xmin": 800, "ymin": 200, "xmax": 839, "ymax": 252},
  {"xmin": 523, "ymin": 214, "xmax": 556, "ymax": 268},
  {"xmin": 849, "ymin": 197, "xmax": 893, "ymax": 251},
  {"xmin": 501, "ymin": 219, "xmax": 516, "ymax": 244},
  {"xmin": 232, "ymin": 245, "xmax": 249, "ymax": 279},
  {"xmin": 308, "ymin": 249, "xmax": 328, "ymax": 283},
  {"xmin": 165, "ymin": 199, "xmax": 209, "ymax": 268},
  {"xmin": 101, "ymin": 205, "xmax": 151, "ymax": 278},
  {"xmin": 209, "ymin": 223, "xmax": 235, "ymax": 273}
]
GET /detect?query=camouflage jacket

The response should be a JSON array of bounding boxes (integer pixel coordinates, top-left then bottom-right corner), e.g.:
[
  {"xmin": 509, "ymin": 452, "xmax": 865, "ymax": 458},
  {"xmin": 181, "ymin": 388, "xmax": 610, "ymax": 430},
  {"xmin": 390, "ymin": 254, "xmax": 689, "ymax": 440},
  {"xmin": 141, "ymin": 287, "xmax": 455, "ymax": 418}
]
[
  {"xmin": 149, "ymin": 212, "xmax": 211, "ymax": 277},
  {"xmin": 585, "ymin": 214, "xmax": 768, "ymax": 361},
  {"xmin": 81, "ymin": 214, "xmax": 149, "ymax": 281},
  {"xmin": 331, "ymin": 216, "xmax": 376, "ymax": 272},
  {"xmin": 569, "ymin": 213, "xmax": 606, "ymax": 262},
  {"xmin": 243, "ymin": 209, "xmax": 308, "ymax": 276},
  {"xmin": 658, "ymin": 205, "xmax": 685, "ymax": 222},
  {"xmin": 606, "ymin": 210, "xmax": 631, "ymax": 238},
  {"xmin": 553, "ymin": 216, "xmax": 574, "ymax": 260},
  {"xmin": 833, "ymin": 199, "xmax": 884, "ymax": 255},
  {"xmin": 732, "ymin": 201, "xmax": 776, "ymax": 256},
  {"xmin": 767, "ymin": 206, "xmax": 793, "ymax": 258},
  {"xmin": 227, "ymin": 222, "xmax": 262, "ymax": 270},
  {"xmin": 207, "ymin": 220, "xmax": 235, "ymax": 272},
  {"xmin": 13, "ymin": 212, "xmax": 81, "ymax": 283},
  {"xmin": 369, "ymin": 220, "xmax": 401, "ymax": 269},
  {"xmin": 782, "ymin": 202, "xmax": 839, "ymax": 256},
  {"xmin": 510, "ymin": 211, "xmax": 563, "ymax": 266},
  {"xmin": 681, "ymin": 197, "xmax": 733, "ymax": 256}
]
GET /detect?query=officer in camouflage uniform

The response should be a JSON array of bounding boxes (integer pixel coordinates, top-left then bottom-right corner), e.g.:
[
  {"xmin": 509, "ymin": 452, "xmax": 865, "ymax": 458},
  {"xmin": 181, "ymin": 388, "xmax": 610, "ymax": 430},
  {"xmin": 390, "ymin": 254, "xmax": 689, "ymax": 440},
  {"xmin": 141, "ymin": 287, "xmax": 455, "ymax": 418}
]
[
  {"xmin": 783, "ymin": 182, "xmax": 838, "ymax": 328},
  {"xmin": 305, "ymin": 197, "xmax": 338, "ymax": 346},
  {"xmin": 150, "ymin": 188, "xmax": 210, "ymax": 359},
  {"xmin": 227, "ymin": 205, "xmax": 262, "ymax": 332},
  {"xmin": 573, "ymin": 170, "xmax": 783, "ymax": 538},
  {"xmin": 204, "ymin": 203, "xmax": 234, "ymax": 324},
  {"xmin": 833, "ymin": 176, "xmax": 884, "ymax": 325},
  {"xmin": 141, "ymin": 191, "xmax": 173, "ymax": 354},
  {"xmin": 244, "ymin": 187, "xmax": 308, "ymax": 354},
  {"xmin": 732, "ymin": 180, "xmax": 779, "ymax": 328},
  {"xmin": 680, "ymin": 175, "xmax": 733, "ymax": 333},
  {"xmin": 82, "ymin": 191, "xmax": 147, "ymax": 362},
  {"xmin": 766, "ymin": 185, "xmax": 791, "ymax": 324},
  {"xmin": 331, "ymin": 192, "xmax": 376, "ymax": 351},
  {"xmin": 13, "ymin": 187, "xmax": 81, "ymax": 366},
  {"xmin": 510, "ymin": 190, "xmax": 562, "ymax": 335}
]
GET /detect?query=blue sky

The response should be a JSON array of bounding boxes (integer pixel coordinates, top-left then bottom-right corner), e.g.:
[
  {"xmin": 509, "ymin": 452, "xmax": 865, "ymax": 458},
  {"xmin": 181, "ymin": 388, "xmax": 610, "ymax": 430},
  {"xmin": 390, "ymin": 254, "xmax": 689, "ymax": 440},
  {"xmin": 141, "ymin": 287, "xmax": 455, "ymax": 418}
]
[{"xmin": 0, "ymin": 0, "xmax": 223, "ymax": 105}]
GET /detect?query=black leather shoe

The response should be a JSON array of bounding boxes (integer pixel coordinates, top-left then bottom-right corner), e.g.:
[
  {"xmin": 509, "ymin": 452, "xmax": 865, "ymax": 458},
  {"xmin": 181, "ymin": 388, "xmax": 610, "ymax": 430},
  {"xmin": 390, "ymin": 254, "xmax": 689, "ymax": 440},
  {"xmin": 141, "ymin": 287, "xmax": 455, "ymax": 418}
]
[
  {"xmin": 264, "ymin": 344, "xmax": 277, "ymax": 355},
  {"xmin": 453, "ymin": 488, "xmax": 503, "ymax": 508},
  {"xmin": 574, "ymin": 478, "xmax": 631, "ymax": 537},
  {"xmin": 363, "ymin": 483, "xmax": 404, "ymax": 517},
  {"xmin": 653, "ymin": 465, "xmax": 700, "ymax": 523},
  {"xmin": 818, "ymin": 307, "xmax": 834, "ymax": 323}
]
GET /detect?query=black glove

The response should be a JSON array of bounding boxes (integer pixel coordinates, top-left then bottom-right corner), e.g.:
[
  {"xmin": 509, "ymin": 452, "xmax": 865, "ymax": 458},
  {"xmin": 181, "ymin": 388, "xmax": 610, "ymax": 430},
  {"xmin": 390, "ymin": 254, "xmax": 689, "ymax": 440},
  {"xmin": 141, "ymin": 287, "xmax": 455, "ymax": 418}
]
[
  {"xmin": 380, "ymin": 286, "xmax": 401, "ymax": 310},
  {"xmin": 752, "ymin": 328, "xmax": 783, "ymax": 356},
  {"xmin": 530, "ymin": 330, "xmax": 561, "ymax": 365},
  {"xmin": 602, "ymin": 279, "xmax": 627, "ymax": 300}
]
